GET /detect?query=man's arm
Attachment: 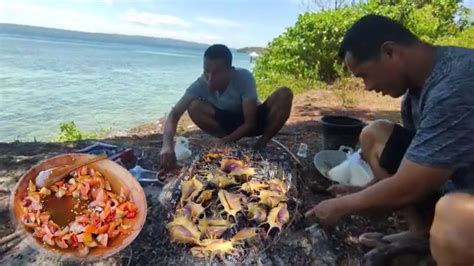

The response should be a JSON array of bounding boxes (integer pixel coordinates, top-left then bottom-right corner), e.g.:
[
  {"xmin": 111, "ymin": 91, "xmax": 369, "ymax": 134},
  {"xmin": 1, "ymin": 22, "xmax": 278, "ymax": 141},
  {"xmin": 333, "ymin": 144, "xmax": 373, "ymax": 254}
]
[
  {"xmin": 162, "ymin": 95, "xmax": 194, "ymax": 149},
  {"xmin": 221, "ymin": 99, "xmax": 257, "ymax": 143},
  {"xmin": 343, "ymin": 159, "xmax": 452, "ymax": 213},
  {"xmin": 306, "ymin": 159, "xmax": 452, "ymax": 225},
  {"xmin": 159, "ymin": 95, "xmax": 194, "ymax": 170}
]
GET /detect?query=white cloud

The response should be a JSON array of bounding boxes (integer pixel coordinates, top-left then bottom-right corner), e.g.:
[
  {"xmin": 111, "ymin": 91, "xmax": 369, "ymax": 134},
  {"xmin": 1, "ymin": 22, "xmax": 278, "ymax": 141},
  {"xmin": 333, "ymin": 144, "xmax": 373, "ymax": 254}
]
[
  {"xmin": 0, "ymin": 1, "xmax": 113, "ymax": 33},
  {"xmin": 104, "ymin": 0, "xmax": 113, "ymax": 6},
  {"xmin": 0, "ymin": 1, "xmax": 229, "ymax": 44},
  {"xmin": 125, "ymin": 9, "xmax": 189, "ymax": 28},
  {"xmin": 196, "ymin": 16, "xmax": 244, "ymax": 28}
]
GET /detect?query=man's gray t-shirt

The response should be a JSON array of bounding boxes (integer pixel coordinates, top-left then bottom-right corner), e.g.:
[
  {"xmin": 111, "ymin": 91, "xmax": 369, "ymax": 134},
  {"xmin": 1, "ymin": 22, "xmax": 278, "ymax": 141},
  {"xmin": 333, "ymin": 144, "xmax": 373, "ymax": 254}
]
[
  {"xmin": 401, "ymin": 46, "xmax": 474, "ymax": 192},
  {"xmin": 184, "ymin": 67, "xmax": 259, "ymax": 113}
]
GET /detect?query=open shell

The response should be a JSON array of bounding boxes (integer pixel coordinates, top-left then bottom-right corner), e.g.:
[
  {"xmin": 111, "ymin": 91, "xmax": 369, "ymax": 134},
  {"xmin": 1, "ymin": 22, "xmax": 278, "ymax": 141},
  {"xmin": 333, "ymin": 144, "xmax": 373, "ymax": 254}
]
[
  {"xmin": 218, "ymin": 190, "xmax": 243, "ymax": 221},
  {"xmin": 262, "ymin": 203, "xmax": 289, "ymax": 237},
  {"xmin": 180, "ymin": 176, "xmax": 203, "ymax": 206},
  {"xmin": 167, "ymin": 216, "xmax": 202, "ymax": 245}
]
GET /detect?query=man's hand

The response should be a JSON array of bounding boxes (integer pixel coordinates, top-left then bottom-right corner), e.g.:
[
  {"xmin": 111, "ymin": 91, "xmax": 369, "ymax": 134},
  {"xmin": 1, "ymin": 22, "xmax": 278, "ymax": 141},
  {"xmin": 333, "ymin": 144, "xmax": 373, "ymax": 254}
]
[
  {"xmin": 304, "ymin": 198, "xmax": 347, "ymax": 226},
  {"xmin": 159, "ymin": 146, "xmax": 176, "ymax": 171}
]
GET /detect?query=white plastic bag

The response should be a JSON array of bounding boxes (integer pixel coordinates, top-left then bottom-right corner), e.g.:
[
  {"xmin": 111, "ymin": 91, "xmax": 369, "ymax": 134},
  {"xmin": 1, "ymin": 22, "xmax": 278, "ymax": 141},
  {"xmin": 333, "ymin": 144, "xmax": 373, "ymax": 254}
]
[
  {"xmin": 174, "ymin": 136, "xmax": 192, "ymax": 161},
  {"xmin": 327, "ymin": 157, "xmax": 351, "ymax": 185},
  {"xmin": 327, "ymin": 147, "xmax": 374, "ymax": 187},
  {"xmin": 347, "ymin": 150, "xmax": 374, "ymax": 186}
]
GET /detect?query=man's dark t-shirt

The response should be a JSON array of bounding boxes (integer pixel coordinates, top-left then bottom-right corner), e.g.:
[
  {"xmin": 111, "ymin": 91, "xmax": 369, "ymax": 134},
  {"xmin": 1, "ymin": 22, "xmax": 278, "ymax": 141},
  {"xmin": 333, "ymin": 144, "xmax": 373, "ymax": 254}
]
[{"xmin": 401, "ymin": 46, "xmax": 474, "ymax": 192}]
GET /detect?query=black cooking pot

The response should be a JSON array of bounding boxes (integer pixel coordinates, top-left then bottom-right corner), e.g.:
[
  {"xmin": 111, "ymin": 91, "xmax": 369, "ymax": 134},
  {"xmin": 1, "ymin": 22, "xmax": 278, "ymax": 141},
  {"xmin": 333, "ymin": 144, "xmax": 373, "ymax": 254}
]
[{"xmin": 321, "ymin": 115, "xmax": 365, "ymax": 150}]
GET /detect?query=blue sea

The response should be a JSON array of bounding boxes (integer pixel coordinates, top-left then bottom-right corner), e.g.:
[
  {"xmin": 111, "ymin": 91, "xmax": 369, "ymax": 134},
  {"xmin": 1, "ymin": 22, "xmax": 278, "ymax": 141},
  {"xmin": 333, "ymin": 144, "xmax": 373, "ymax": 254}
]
[{"xmin": 0, "ymin": 35, "xmax": 251, "ymax": 143}]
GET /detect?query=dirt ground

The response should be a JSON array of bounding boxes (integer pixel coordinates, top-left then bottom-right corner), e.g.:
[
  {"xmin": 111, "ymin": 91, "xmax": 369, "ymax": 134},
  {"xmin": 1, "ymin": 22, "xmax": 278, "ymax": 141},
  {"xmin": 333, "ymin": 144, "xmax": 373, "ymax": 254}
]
[{"xmin": 0, "ymin": 88, "xmax": 433, "ymax": 265}]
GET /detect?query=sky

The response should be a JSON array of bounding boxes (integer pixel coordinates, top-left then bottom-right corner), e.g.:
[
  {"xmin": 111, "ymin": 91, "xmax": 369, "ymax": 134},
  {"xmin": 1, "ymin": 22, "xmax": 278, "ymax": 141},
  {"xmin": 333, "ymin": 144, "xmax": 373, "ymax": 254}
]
[{"xmin": 0, "ymin": 0, "xmax": 473, "ymax": 48}]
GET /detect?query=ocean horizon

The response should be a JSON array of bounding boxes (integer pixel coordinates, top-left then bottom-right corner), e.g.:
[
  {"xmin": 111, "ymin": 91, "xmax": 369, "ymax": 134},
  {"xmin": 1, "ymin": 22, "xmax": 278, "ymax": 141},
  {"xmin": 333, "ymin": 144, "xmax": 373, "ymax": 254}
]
[{"xmin": 0, "ymin": 33, "xmax": 252, "ymax": 143}]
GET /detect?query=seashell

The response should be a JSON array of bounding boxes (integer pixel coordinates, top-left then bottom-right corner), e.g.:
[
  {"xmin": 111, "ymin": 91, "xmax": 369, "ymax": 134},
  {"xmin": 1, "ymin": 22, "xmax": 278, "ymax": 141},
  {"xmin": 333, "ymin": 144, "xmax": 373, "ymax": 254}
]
[
  {"xmin": 220, "ymin": 159, "xmax": 244, "ymax": 173},
  {"xmin": 262, "ymin": 203, "xmax": 289, "ymax": 237},
  {"xmin": 190, "ymin": 239, "xmax": 237, "ymax": 261},
  {"xmin": 209, "ymin": 172, "xmax": 237, "ymax": 188},
  {"xmin": 177, "ymin": 201, "xmax": 205, "ymax": 222},
  {"xmin": 240, "ymin": 181, "xmax": 268, "ymax": 194},
  {"xmin": 246, "ymin": 203, "xmax": 267, "ymax": 223},
  {"xmin": 228, "ymin": 166, "xmax": 255, "ymax": 178},
  {"xmin": 195, "ymin": 189, "xmax": 214, "ymax": 204},
  {"xmin": 198, "ymin": 218, "xmax": 233, "ymax": 239},
  {"xmin": 231, "ymin": 227, "xmax": 258, "ymax": 242},
  {"xmin": 180, "ymin": 176, "xmax": 204, "ymax": 206},
  {"xmin": 258, "ymin": 190, "xmax": 287, "ymax": 208},
  {"xmin": 166, "ymin": 216, "xmax": 202, "ymax": 245},
  {"xmin": 218, "ymin": 190, "xmax": 242, "ymax": 221},
  {"xmin": 268, "ymin": 179, "xmax": 288, "ymax": 194}
]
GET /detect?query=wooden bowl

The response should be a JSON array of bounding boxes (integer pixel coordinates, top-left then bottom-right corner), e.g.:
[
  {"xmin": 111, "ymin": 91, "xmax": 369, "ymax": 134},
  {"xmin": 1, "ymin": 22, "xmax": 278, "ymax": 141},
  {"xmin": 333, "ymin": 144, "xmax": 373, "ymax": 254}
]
[{"xmin": 10, "ymin": 153, "xmax": 147, "ymax": 261}]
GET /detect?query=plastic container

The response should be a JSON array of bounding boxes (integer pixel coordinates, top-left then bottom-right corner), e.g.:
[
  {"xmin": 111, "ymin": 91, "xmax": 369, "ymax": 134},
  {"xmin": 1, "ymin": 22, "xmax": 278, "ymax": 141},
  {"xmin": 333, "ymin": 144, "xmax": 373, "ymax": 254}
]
[{"xmin": 321, "ymin": 115, "xmax": 365, "ymax": 150}]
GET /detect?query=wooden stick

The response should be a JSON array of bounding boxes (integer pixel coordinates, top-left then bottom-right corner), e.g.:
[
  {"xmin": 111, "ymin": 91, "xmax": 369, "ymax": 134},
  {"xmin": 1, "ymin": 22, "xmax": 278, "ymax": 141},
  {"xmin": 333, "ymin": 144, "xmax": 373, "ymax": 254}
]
[
  {"xmin": 0, "ymin": 230, "xmax": 24, "ymax": 247},
  {"xmin": 271, "ymin": 139, "xmax": 303, "ymax": 166},
  {"xmin": 0, "ymin": 236, "xmax": 24, "ymax": 254}
]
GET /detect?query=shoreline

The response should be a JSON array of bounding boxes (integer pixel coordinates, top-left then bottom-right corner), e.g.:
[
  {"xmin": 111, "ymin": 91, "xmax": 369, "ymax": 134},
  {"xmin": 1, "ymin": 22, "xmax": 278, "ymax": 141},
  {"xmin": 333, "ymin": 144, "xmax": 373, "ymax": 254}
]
[{"xmin": 1, "ymin": 85, "xmax": 402, "ymax": 145}]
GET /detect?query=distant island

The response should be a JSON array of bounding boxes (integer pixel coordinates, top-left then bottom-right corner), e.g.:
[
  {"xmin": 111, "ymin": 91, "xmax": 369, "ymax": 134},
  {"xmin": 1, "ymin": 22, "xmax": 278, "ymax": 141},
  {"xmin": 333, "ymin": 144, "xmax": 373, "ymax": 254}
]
[
  {"xmin": 0, "ymin": 23, "xmax": 209, "ymax": 50},
  {"xmin": 237, "ymin": 46, "xmax": 265, "ymax": 54}
]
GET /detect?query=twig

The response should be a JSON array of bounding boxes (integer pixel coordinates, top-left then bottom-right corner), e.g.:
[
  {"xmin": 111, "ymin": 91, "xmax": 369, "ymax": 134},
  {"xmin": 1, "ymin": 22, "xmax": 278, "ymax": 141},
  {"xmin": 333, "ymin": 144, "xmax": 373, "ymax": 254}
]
[
  {"xmin": 0, "ymin": 231, "xmax": 25, "ymax": 254},
  {"xmin": 271, "ymin": 139, "xmax": 303, "ymax": 166},
  {"xmin": 0, "ymin": 231, "xmax": 24, "ymax": 246}
]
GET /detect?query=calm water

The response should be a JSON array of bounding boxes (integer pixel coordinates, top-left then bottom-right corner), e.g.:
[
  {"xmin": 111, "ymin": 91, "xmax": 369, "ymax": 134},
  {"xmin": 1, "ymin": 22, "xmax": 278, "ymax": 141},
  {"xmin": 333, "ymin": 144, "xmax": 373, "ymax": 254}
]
[{"xmin": 0, "ymin": 35, "xmax": 251, "ymax": 142}]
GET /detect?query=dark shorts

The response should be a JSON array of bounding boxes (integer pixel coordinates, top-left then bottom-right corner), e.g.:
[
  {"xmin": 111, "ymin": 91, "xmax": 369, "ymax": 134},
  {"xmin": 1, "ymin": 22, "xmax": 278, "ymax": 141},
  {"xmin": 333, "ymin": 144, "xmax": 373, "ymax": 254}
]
[
  {"xmin": 379, "ymin": 124, "xmax": 416, "ymax": 175},
  {"xmin": 379, "ymin": 125, "xmax": 443, "ymax": 219},
  {"xmin": 214, "ymin": 104, "xmax": 268, "ymax": 135}
]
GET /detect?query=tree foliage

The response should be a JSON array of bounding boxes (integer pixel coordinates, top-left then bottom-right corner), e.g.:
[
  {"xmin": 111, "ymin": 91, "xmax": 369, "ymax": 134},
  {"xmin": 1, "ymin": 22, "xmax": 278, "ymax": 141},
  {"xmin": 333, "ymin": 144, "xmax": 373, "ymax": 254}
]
[{"xmin": 254, "ymin": 0, "xmax": 471, "ymax": 98}]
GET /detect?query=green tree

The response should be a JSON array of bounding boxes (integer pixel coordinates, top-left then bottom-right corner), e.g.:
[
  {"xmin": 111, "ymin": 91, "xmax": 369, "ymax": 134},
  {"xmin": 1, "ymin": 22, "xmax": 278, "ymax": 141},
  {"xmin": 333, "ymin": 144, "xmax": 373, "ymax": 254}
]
[{"xmin": 254, "ymin": 0, "xmax": 469, "ymax": 98}]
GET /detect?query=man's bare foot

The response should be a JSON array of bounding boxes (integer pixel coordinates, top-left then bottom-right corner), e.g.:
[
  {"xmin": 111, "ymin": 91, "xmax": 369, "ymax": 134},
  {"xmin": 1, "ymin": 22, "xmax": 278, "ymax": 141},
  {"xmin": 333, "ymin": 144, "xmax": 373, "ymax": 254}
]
[
  {"xmin": 362, "ymin": 231, "xmax": 430, "ymax": 266},
  {"xmin": 358, "ymin": 232, "xmax": 388, "ymax": 248},
  {"xmin": 359, "ymin": 230, "xmax": 428, "ymax": 248}
]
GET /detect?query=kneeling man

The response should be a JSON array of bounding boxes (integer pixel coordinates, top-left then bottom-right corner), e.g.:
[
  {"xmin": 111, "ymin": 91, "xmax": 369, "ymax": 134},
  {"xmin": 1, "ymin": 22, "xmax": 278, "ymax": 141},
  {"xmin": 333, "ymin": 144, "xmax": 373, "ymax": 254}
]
[{"xmin": 160, "ymin": 44, "xmax": 293, "ymax": 170}]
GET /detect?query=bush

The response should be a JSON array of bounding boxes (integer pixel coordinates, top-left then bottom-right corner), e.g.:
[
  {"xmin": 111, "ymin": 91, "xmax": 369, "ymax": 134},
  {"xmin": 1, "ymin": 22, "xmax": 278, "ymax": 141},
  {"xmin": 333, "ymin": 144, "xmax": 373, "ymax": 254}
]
[
  {"xmin": 330, "ymin": 78, "xmax": 365, "ymax": 108},
  {"xmin": 254, "ymin": 0, "xmax": 469, "ymax": 97},
  {"xmin": 435, "ymin": 26, "xmax": 474, "ymax": 47},
  {"xmin": 254, "ymin": 7, "xmax": 364, "ymax": 84},
  {"xmin": 257, "ymin": 74, "xmax": 323, "ymax": 99},
  {"xmin": 56, "ymin": 121, "xmax": 100, "ymax": 142}
]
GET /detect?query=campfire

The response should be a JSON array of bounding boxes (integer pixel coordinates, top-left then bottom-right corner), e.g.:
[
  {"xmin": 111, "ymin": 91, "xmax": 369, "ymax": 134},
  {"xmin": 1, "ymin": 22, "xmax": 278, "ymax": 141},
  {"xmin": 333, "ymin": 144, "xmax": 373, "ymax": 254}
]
[{"xmin": 164, "ymin": 147, "xmax": 298, "ymax": 262}]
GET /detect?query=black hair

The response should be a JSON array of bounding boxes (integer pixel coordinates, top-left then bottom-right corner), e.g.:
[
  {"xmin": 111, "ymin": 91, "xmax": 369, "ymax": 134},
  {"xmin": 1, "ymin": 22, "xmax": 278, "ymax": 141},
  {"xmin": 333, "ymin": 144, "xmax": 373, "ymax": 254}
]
[
  {"xmin": 339, "ymin": 15, "xmax": 419, "ymax": 62},
  {"xmin": 204, "ymin": 44, "xmax": 233, "ymax": 68}
]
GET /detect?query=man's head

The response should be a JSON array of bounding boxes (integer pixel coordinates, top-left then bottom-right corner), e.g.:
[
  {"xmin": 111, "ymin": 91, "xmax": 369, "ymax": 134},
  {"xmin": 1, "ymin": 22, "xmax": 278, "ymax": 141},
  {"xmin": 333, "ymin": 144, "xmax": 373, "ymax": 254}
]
[
  {"xmin": 203, "ymin": 44, "xmax": 233, "ymax": 91},
  {"xmin": 339, "ymin": 15, "xmax": 419, "ymax": 97}
]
